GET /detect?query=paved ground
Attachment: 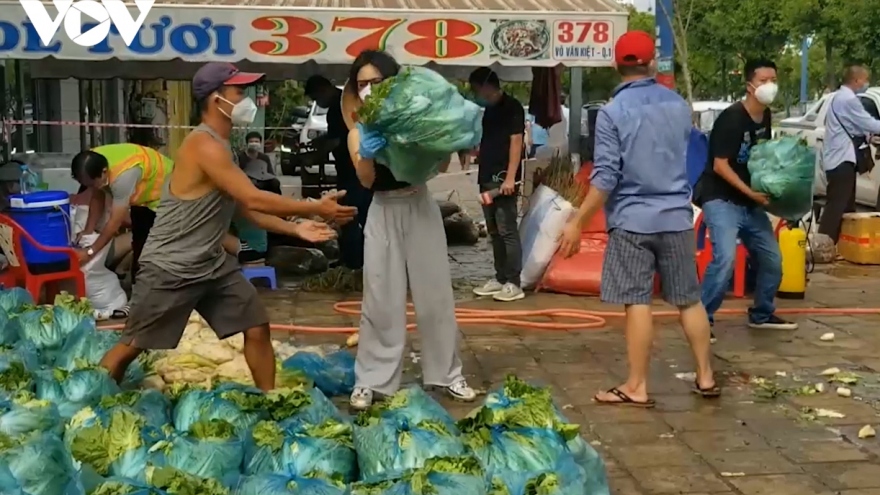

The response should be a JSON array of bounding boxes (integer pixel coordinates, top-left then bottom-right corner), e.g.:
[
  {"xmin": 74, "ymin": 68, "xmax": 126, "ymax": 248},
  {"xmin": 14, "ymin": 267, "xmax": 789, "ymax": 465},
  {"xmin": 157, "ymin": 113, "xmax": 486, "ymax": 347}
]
[{"xmin": 262, "ymin": 262, "xmax": 880, "ymax": 495}]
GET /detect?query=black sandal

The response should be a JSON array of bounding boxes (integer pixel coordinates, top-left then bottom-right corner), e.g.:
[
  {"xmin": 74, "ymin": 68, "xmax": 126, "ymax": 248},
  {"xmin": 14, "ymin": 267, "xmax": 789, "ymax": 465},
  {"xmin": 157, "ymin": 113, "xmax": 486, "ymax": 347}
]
[
  {"xmin": 593, "ymin": 387, "xmax": 656, "ymax": 408},
  {"xmin": 111, "ymin": 305, "xmax": 130, "ymax": 319},
  {"xmin": 693, "ymin": 380, "xmax": 722, "ymax": 398}
]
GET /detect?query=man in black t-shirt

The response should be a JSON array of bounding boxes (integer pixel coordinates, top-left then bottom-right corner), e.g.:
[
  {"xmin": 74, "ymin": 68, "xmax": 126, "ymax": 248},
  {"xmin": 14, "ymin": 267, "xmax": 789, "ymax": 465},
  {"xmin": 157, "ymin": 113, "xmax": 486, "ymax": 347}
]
[
  {"xmin": 696, "ymin": 59, "xmax": 797, "ymax": 339},
  {"xmin": 468, "ymin": 67, "xmax": 525, "ymax": 302},
  {"xmin": 305, "ymin": 75, "xmax": 372, "ymax": 269}
]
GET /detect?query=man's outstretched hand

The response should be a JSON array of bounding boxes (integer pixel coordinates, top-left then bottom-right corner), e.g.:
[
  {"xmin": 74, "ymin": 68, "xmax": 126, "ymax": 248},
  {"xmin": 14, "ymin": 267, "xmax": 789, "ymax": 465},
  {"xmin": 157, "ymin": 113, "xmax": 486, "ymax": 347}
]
[
  {"xmin": 294, "ymin": 220, "xmax": 338, "ymax": 243},
  {"xmin": 317, "ymin": 190, "xmax": 357, "ymax": 225}
]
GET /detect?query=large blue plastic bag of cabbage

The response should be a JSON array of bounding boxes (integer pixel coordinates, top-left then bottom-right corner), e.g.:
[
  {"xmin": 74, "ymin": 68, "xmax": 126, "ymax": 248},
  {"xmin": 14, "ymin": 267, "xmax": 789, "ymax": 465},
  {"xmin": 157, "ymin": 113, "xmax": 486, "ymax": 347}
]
[
  {"xmin": 16, "ymin": 306, "xmax": 93, "ymax": 364},
  {"xmin": 153, "ymin": 419, "xmax": 244, "ymax": 480},
  {"xmin": 357, "ymin": 66, "xmax": 482, "ymax": 185},
  {"xmin": 173, "ymin": 383, "xmax": 267, "ymax": 435},
  {"xmin": 0, "ymin": 287, "xmax": 33, "ymax": 315},
  {"xmin": 36, "ymin": 366, "xmax": 120, "ymax": 419},
  {"xmin": 0, "ymin": 391, "xmax": 62, "ymax": 436},
  {"xmin": 360, "ymin": 387, "xmax": 456, "ymax": 428},
  {"xmin": 747, "ymin": 136, "xmax": 816, "ymax": 221},
  {"xmin": 99, "ymin": 390, "xmax": 171, "ymax": 429},
  {"xmin": 270, "ymin": 386, "xmax": 343, "ymax": 427},
  {"xmin": 57, "ymin": 326, "xmax": 145, "ymax": 386},
  {"xmin": 89, "ymin": 478, "xmax": 165, "ymax": 495},
  {"xmin": 0, "ymin": 431, "xmax": 85, "ymax": 495},
  {"xmin": 282, "ymin": 351, "xmax": 355, "ymax": 397},
  {"xmin": 354, "ymin": 413, "xmax": 466, "ymax": 481},
  {"xmin": 351, "ymin": 456, "xmax": 487, "ymax": 495},
  {"xmin": 458, "ymin": 416, "xmax": 571, "ymax": 473},
  {"xmin": 489, "ymin": 456, "xmax": 589, "ymax": 495},
  {"xmin": 233, "ymin": 473, "xmax": 349, "ymax": 495},
  {"xmin": 65, "ymin": 405, "xmax": 165, "ymax": 482},
  {"xmin": 145, "ymin": 465, "xmax": 233, "ymax": 495},
  {"xmin": 244, "ymin": 419, "xmax": 356, "ymax": 481},
  {"xmin": 0, "ymin": 462, "xmax": 26, "ymax": 495},
  {"xmin": 480, "ymin": 376, "xmax": 608, "ymax": 495}
]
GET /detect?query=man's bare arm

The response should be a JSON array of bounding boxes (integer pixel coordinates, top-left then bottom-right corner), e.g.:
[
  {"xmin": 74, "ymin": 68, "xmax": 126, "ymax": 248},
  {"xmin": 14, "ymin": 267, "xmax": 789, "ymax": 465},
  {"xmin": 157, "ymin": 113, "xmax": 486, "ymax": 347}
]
[
  {"xmin": 197, "ymin": 136, "xmax": 322, "ymax": 217},
  {"xmin": 348, "ymin": 130, "xmax": 376, "ymax": 189},
  {"xmin": 239, "ymin": 208, "xmax": 298, "ymax": 236},
  {"xmin": 83, "ymin": 189, "xmax": 106, "ymax": 234}
]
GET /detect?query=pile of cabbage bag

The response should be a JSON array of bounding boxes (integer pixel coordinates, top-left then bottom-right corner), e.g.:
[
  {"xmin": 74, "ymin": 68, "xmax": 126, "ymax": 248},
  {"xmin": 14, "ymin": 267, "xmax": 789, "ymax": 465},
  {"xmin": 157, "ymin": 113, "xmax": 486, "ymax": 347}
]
[
  {"xmin": 747, "ymin": 136, "xmax": 816, "ymax": 221},
  {"xmin": 0, "ymin": 288, "xmax": 609, "ymax": 495},
  {"xmin": 357, "ymin": 66, "xmax": 483, "ymax": 184}
]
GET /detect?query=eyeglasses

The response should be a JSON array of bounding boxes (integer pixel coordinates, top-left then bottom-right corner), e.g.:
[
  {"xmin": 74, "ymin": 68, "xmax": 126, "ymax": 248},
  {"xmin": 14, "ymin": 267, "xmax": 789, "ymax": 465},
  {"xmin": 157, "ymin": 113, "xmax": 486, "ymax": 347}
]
[{"xmin": 356, "ymin": 78, "xmax": 383, "ymax": 90}]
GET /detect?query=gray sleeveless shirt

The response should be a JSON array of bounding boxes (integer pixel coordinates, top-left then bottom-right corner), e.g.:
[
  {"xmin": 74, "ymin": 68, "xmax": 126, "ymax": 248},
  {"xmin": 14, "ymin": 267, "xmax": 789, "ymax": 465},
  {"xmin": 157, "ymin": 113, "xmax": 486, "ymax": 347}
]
[{"xmin": 138, "ymin": 124, "xmax": 238, "ymax": 279}]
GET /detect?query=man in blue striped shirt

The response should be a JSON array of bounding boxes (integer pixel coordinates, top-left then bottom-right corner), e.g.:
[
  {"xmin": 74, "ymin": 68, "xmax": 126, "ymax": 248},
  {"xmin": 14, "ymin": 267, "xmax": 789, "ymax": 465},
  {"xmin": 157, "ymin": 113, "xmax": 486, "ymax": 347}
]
[{"xmin": 559, "ymin": 31, "xmax": 717, "ymax": 407}]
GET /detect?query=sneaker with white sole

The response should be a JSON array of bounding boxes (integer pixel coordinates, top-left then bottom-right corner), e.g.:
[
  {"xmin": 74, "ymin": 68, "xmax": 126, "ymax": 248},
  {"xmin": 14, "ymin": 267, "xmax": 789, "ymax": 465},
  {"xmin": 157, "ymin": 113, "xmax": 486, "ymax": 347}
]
[
  {"xmin": 444, "ymin": 380, "xmax": 477, "ymax": 402},
  {"xmin": 349, "ymin": 387, "xmax": 373, "ymax": 410},
  {"xmin": 493, "ymin": 283, "xmax": 525, "ymax": 302},
  {"xmin": 748, "ymin": 315, "xmax": 798, "ymax": 330},
  {"xmin": 473, "ymin": 279, "xmax": 503, "ymax": 297}
]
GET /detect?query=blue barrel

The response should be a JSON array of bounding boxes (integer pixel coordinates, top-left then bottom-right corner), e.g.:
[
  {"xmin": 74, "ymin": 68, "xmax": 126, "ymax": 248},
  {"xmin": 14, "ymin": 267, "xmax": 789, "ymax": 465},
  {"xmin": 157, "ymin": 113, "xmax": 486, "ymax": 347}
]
[{"xmin": 8, "ymin": 191, "xmax": 72, "ymax": 265}]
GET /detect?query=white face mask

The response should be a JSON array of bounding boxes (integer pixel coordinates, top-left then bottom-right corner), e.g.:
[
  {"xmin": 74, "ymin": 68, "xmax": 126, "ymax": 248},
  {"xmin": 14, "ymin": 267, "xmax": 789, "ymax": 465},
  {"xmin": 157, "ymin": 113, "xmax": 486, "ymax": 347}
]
[
  {"xmin": 247, "ymin": 142, "xmax": 261, "ymax": 151},
  {"xmin": 752, "ymin": 82, "xmax": 778, "ymax": 105},
  {"xmin": 218, "ymin": 95, "xmax": 258, "ymax": 124},
  {"xmin": 358, "ymin": 84, "xmax": 372, "ymax": 102}
]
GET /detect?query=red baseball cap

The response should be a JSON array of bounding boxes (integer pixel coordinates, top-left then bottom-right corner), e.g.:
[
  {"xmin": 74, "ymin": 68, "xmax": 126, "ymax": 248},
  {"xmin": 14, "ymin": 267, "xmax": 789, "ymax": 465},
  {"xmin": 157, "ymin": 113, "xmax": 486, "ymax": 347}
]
[
  {"xmin": 614, "ymin": 30, "xmax": 655, "ymax": 66},
  {"xmin": 193, "ymin": 62, "xmax": 265, "ymax": 100}
]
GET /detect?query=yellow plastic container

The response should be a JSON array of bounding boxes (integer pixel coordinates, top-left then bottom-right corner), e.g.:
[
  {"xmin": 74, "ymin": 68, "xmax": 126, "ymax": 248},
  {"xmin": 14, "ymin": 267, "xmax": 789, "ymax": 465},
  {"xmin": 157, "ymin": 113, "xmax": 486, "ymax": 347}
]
[
  {"xmin": 778, "ymin": 225, "xmax": 807, "ymax": 299},
  {"xmin": 838, "ymin": 212, "xmax": 880, "ymax": 264}
]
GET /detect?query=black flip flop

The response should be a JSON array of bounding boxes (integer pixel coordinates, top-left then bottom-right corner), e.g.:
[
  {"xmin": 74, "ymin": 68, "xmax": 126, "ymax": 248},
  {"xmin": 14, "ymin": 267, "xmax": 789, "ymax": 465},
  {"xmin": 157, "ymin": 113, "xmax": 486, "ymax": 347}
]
[
  {"xmin": 111, "ymin": 306, "xmax": 130, "ymax": 319},
  {"xmin": 593, "ymin": 387, "xmax": 656, "ymax": 408},
  {"xmin": 693, "ymin": 380, "xmax": 722, "ymax": 398}
]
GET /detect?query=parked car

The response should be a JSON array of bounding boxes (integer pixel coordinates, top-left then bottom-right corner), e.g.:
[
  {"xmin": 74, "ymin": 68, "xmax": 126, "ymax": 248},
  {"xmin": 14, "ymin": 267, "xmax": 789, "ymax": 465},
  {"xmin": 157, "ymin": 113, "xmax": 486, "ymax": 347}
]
[{"xmin": 776, "ymin": 89, "xmax": 880, "ymax": 210}]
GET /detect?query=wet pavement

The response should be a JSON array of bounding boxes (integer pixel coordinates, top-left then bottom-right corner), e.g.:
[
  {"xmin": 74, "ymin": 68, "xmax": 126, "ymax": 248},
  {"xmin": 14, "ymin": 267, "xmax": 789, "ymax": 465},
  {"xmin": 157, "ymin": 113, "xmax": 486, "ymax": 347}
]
[{"xmin": 261, "ymin": 261, "xmax": 880, "ymax": 495}]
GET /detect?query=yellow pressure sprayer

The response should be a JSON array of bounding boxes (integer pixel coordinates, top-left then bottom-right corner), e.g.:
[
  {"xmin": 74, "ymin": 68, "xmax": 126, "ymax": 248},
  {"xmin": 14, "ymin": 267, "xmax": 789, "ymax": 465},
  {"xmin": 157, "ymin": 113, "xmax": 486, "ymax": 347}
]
[{"xmin": 777, "ymin": 220, "xmax": 807, "ymax": 299}]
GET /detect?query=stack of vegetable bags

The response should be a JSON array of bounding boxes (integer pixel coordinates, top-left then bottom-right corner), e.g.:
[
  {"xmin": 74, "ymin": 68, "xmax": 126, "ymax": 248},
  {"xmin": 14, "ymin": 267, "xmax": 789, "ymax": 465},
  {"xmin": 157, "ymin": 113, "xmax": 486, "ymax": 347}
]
[
  {"xmin": 458, "ymin": 376, "xmax": 610, "ymax": 495},
  {"xmin": 747, "ymin": 136, "xmax": 816, "ymax": 221},
  {"xmin": 357, "ymin": 66, "xmax": 483, "ymax": 184}
]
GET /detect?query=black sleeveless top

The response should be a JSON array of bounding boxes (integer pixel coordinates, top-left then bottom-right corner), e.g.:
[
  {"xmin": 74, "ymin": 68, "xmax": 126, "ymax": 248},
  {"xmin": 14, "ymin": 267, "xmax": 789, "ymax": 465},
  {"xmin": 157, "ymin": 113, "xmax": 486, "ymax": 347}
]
[{"xmin": 372, "ymin": 161, "xmax": 410, "ymax": 192}]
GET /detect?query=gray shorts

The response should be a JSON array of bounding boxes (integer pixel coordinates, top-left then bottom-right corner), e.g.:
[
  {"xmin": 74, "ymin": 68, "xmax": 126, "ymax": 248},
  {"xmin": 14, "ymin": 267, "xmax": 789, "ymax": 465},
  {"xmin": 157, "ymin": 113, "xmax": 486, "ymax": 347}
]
[
  {"xmin": 600, "ymin": 228, "xmax": 700, "ymax": 307},
  {"xmin": 121, "ymin": 255, "xmax": 269, "ymax": 349}
]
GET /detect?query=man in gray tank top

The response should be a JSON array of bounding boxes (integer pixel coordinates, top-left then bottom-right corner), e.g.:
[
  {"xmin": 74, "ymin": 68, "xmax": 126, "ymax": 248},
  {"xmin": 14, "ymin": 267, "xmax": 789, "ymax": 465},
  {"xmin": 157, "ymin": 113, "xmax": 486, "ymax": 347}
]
[{"xmin": 99, "ymin": 62, "xmax": 358, "ymax": 391}]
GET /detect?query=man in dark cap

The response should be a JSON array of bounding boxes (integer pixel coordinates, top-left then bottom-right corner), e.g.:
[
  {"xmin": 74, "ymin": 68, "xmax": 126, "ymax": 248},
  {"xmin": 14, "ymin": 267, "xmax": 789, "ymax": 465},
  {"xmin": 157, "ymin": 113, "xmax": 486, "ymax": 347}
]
[
  {"xmin": 99, "ymin": 62, "xmax": 357, "ymax": 391},
  {"xmin": 305, "ymin": 74, "xmax": 371, "ymax": 269}
]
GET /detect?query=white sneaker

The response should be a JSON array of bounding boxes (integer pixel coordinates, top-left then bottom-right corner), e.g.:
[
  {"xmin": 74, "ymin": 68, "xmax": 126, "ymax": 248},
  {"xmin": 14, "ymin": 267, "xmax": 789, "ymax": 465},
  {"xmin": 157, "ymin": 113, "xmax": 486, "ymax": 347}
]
[
  {"xmin": 473, "ymin": 279, "xmax": 503, "ymax": 296},
  {"xmin": 445, "ymin": 380, "xmax": 477, "ymax": 402},
  {"xmin": 493, "ymin": 283, "xmax": 525, "ymax": 302},
  {"xmin": 349, "ymin": 387, "xmax": 373, "ymax": 410}
]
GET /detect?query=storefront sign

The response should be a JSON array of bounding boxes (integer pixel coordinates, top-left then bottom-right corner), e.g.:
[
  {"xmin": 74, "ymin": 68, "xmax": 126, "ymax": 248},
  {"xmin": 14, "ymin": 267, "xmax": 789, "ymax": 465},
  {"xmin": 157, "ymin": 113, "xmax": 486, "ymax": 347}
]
[{"xmin": 0, "ymin": 3, "xmax": 627, "ymax": 66}]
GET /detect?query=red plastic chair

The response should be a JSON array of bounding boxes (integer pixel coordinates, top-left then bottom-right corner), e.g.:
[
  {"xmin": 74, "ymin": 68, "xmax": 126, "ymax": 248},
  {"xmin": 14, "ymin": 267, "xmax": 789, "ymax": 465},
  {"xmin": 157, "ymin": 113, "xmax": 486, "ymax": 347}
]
[
  {"xmin": 694, "ymin": 212, "xmax": 747, "ymax": 298},
  {"xmin": 0, "ymin": 213, "xmax": 85, "ymax": 303}
]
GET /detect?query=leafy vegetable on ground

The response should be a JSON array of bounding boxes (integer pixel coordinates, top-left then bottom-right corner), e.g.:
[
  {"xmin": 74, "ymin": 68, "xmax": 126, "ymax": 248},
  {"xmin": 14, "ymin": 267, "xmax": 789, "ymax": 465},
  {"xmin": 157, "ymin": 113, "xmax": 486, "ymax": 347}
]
[{"xmin": 244, "ymin": 419, "xmax": 356, "ymax": 481}]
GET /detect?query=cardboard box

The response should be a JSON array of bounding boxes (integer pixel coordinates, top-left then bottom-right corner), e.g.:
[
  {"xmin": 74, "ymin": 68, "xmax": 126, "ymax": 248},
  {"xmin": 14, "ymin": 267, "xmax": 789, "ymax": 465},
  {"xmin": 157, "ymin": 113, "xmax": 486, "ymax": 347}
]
[{"xmin": 838, "ymin": 212, "xmax": 880, "ymax": 264}]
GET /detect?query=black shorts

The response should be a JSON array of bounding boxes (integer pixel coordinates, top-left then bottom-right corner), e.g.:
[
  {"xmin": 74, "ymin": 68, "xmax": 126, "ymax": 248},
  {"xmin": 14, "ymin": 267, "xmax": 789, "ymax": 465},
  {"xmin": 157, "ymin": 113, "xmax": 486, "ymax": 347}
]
[{"xmin": 600, "ymin": 228, "xmax": 700, "ymax": 307}]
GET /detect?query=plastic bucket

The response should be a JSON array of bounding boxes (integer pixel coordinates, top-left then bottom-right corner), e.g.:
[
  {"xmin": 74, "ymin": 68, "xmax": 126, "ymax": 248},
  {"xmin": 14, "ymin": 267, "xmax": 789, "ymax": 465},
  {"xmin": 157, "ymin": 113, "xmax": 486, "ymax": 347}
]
[{"xmin": 8, "ymin": 191, "xmax": 72, "ymax": 265}]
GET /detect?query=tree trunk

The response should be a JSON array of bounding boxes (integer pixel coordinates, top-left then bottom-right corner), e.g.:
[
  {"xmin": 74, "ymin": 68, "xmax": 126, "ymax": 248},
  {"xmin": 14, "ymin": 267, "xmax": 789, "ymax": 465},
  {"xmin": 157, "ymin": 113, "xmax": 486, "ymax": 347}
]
[{"xmin": 825, "ymin": 38, "xmax": 835, "ymax": 91}]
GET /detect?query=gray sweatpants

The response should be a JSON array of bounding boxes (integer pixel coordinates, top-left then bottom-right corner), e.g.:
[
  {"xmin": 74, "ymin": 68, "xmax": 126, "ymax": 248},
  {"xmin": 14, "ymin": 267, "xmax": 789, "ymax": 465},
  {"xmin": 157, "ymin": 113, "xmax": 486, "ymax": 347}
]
[{"xmin": 355, "ymin": 185, "xmax": 464, "ymax": 395}]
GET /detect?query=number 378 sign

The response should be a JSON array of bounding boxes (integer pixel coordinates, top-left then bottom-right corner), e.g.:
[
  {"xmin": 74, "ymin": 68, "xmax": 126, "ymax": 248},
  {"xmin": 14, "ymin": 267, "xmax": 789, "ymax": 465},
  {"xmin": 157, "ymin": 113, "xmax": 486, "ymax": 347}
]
[{"xmin": 552, "ymin": 20, "xmax": 613, "ymax": 61}]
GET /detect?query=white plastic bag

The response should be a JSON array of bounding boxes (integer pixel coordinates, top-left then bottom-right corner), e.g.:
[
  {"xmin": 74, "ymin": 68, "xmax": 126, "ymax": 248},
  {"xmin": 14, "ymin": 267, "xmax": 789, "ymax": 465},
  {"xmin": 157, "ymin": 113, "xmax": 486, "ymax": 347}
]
[
  {"xmin": 519, "ymin": 185, "xmax": 574, "ymax": 289},
  {"xmin": 79, "ymin": 233, "xmax": 127, "ymax": 313}
]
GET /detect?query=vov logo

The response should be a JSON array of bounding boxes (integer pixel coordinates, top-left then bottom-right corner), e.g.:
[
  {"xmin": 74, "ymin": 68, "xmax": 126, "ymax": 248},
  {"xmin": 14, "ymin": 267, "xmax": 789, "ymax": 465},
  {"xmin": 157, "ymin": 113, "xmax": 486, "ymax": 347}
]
[{"xmin": 20, "ymin": 0, "xmax": 155, "ymax": 48}]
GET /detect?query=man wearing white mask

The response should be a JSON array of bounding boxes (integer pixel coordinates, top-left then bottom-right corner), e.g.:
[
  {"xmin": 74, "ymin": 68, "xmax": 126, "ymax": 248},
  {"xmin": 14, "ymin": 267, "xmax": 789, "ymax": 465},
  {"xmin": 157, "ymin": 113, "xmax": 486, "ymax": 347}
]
[
  {"xmin": 97, "ymin": 62, "xmax": 356, "ymax": 391},
  {"xmin": 818, "ymin": 65, "xmax": 880, "ymax": 243},
  {"xmin": 693, "ymin": 59, "xmax": 797, "ymax": 341}
]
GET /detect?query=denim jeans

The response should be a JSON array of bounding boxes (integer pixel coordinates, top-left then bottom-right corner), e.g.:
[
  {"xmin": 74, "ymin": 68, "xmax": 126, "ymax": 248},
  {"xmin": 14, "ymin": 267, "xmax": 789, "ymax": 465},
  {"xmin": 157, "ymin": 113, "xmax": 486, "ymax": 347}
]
[
  {"xmin": 481, "ymin": 193, "xmax": 522, "ymax": 286},
  {"xmin": 700, "ymin": 200, "xmax": 782, "ymax": 325}
]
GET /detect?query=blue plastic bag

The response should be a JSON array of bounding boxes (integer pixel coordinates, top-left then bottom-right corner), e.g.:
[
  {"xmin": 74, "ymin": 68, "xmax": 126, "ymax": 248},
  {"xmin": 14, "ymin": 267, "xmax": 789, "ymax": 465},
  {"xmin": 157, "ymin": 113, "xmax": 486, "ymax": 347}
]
[
  {"xmin": 243, "ymin": 419, "xmax": 356, "ymax": 481},
  {"xmin": 65, "ymin": 406, "xmax": 165, "ymax": 482},
  {"xmin": 489, "ymin": 456, "xmax": 588, "ymax": 495},
  {"xmin": 90, "ymin": 478, "xmax": 166, "ymax": 495},
  {"xmin": 0, "ymin": 432, "xmax": 85, "ymax": 495},
  {"xmin": 99, "ymin": 390, "xmax": 171, "ymax": 429},
  {"xmin": 35, "ymin": 367, "xmax": 121, "ymax": 419},
  {"xmin": 57, "ymin": 326, "xmax": 145, "ymax": 386},
  {"xmin": 357, "ymin": 67, "xmax": 483, "ymax": 184},
  {"xmin": 359, "ymin": 387, "xmax": 456, "ymax": 429},
  {"xmin": 282, "ymin": 351, "xmax": 355, "ymax": 397},
  {"xmin": 16, "ymin": 306, "xmax": 93, "ymax": 364},
  {"xmin": 352, "ymin": 456, "xmax": 487, "ymax": 495},
  {"xmin": 156, "ymin": 419, "xmax": 244, "ymax": 480},
  {"xmin": 0, "ymin": 288, "xmax": 33, "ymax": 315},
  {"xmin": 233, "ymin": 473, "xmax": 349, "ymax": 495},
  {"xmin": 173, "ymin": 384, "xmax": 267, "ymax": 435},
  {"xmin": 354, "ymin": 416, "xmax": 466, "ymax": 482},
  {"xmin": 0, "ymin": 391, "xmax": 62, "ymax": 436},
  {"xmin": 747, "ymin": 136, "xmax": 816, "ymax": 221},
  {"xmin": 0, "ymin": 341, "xmax": 39, "ymax": 371},
  {"xmin": 145, "ymin": 465, "xmax": 233, "ymax": 495}
]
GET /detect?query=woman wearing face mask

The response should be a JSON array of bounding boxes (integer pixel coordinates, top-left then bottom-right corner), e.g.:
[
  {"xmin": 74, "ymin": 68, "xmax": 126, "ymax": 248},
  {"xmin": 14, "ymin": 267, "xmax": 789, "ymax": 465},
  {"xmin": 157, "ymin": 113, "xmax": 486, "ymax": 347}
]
[
  {"xmin": 97, "ymin": 62, "xmax": 354, "ymax": 392},
  {"xmin": 343, "ymin": 50, "xmax": 477, "ymax": 410},
  {"xmin": 693, "ymin": 59, "xmax": 798, "ymax": 339}
]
